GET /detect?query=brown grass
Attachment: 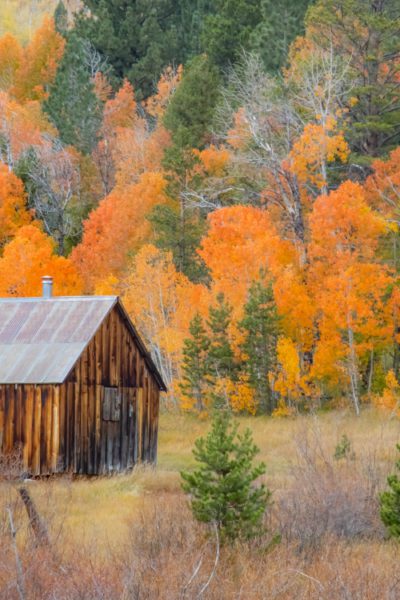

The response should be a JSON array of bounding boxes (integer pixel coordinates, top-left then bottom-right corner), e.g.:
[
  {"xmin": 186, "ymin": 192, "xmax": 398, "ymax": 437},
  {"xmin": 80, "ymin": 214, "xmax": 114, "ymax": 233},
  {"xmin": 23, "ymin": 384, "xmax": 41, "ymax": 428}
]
[{"xmin": 1, "ymin": 409, "xmax": 400, "ymax": 598}]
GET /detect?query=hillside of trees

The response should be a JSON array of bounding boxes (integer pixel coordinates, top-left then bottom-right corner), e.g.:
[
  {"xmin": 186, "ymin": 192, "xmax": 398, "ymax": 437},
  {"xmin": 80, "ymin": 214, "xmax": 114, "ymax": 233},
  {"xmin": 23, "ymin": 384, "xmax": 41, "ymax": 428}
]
[{"xmin": 0, "ymin": 0, "xmax": 400, "ymax": 416}]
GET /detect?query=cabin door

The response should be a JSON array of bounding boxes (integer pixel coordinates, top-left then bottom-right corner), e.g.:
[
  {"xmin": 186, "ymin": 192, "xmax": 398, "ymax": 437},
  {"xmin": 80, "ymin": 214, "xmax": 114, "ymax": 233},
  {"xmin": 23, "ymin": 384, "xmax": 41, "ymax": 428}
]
[{"xmin": 100, "ymin": 387, "xmax": 136, "ymax": 473}]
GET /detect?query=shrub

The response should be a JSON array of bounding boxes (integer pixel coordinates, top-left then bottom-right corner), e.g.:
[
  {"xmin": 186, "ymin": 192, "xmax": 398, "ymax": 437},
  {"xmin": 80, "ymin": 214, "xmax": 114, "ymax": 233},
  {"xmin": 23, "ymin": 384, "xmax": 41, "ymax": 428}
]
[
  {"xmin": 181, "ymin": 410, "xmax": 271, "ymax": 543},
  {"xmin": 380, "ymin": 444, "xmax": 400, "ymax": 537}
]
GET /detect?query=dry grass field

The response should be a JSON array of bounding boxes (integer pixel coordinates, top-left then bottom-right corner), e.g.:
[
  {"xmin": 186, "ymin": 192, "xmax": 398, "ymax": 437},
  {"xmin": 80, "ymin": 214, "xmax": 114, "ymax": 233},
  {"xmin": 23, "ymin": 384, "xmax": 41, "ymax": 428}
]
[{"xmin": 1, "ymin": 409, "xmax": 400, "ymax": 598}]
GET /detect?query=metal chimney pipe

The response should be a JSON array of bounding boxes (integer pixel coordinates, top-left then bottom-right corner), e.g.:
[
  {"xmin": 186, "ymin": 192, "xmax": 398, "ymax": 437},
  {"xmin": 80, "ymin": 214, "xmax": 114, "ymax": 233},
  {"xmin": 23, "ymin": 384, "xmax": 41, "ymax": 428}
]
[{"xmin": 42, "ymin": 276, "xmax": 53, "ymax": 299}]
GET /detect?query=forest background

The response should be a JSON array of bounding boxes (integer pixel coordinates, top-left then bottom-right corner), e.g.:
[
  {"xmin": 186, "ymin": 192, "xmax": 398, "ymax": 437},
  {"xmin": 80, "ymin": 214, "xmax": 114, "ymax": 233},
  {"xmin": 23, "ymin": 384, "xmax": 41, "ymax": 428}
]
[{"xmin": 0, "ymin": 0, "xmax": 400, "ymax": 418}]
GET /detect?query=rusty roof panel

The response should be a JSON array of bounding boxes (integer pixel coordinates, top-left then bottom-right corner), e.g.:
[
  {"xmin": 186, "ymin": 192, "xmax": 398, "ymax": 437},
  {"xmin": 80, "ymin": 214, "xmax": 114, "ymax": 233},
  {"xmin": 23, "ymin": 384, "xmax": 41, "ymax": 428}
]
[{"xmin": 0, "ymin": 297, "xmax": 116, "ymax": 383}]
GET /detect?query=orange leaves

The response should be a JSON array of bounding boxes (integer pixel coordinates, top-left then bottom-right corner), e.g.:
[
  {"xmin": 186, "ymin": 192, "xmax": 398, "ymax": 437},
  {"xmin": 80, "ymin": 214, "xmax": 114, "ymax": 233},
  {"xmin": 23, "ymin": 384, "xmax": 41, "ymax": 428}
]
[
  {"xmin": 309, "ymin": 181, "xmax": 387, "ymax": 272},
  {"xmin": 0, "ymin": 164, "xmax": 32, "ymax": 247},
  {"xmin": 12, "ymin": 17, "xmax": 65, "ymax": 102},
  {"xmin": 71, "ymin": 172, "xmax": 168, "ymax": 291},
  {"xmin": 0, "ymin": 91, "xmax": 55, "ymax": 166},
  {"xmin": 0, "ymin": 224, "xmax": 82, "ymax": 297},
  {"xmin": 289, "ymin": 121, "xmax": 349, "ymax": 189},
  {"xmin": 193, "ymin": 145, "xmax": 231, "ymax": 177},
  {"xmin": 199, "ymin": 206, "xmax": 295, "ymax": 314},
  {"xmin": 145, "ymin": 65, "xmax": 182, "ymax": 119},
  {"xmin": 273, "ymin": 337, "xmax": 310, "ymax": 404},
  {"xmin": 0, "ymin": 32, "xmax": 22, "ymax": 91},
  {"xmin": 308, "ymin": 181, "xmax": 394, "ymax": 392},
  {"xmin": 103, "ymin": 79, "xmax": 137, "ymax": 132},
  {"xmin": 374, "ymin": 370, "xmax": 400, "ymax": 414},
  {"xmin": 122, "ymin": 244, "xmax": 207, "ymax": 395},
  {"xmin": 365, "ymin": 147, "xmax": 400, "ymax": 220}
]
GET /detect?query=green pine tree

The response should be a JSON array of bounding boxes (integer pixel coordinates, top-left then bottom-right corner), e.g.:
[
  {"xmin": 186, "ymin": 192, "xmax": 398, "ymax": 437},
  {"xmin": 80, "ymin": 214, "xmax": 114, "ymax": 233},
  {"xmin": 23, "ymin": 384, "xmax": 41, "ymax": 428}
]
[
  {"xmin": 181, "ymin": 409, "xmax": 271, "ymax": 542},
  {"xmin": 76, "ymin": 0, "xmax": 200, "ymax": 99},
  {"xmin": 251, "ymin": 0, "xmax": 311, "ymax": 72},
  {"xmin": 44, "ymin": 32, "xmax": 102, "ymax": 154},
  {"xmin": 147, "ymin": 202, "xmax": 208, "ymax": 282},
  {"xmin": 163, "ymin": 54, "xmax": 220, "ymax": 151},
  {"xmin": 207, "ymin": 293, "xmax": 236, "ymax": 406},
  {"xmin": 54, "ymin": 0, "xmax": 68, "ymax": 35},
  {"xmin": 239, "ymin": 280, "xmax": 279, "ymax": 414},
  {"xmin": 180, "ymin": 313, "xmax": 210, "ymax": 411},
  {"xmin": 380, "ymin": 444, "xmax": 400, "ymax": 538},
  {"xmin": 307, "ymin": 0, "xmax": 400, "ymax": 164},
  {"xmin": 201, "ymin": 0, "xmax": 263, "ymax": 68},
  {"xmin": 149, "ymin": 55, "xmax": 220, "ymax": 282}
]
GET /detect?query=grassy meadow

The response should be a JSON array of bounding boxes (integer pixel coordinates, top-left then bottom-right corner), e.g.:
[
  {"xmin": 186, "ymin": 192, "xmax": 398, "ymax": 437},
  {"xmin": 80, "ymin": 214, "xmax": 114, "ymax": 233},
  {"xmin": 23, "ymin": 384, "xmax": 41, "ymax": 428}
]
[{"xmin": 1, "ymin": 409, "xmax": 400, "ymax": 598}]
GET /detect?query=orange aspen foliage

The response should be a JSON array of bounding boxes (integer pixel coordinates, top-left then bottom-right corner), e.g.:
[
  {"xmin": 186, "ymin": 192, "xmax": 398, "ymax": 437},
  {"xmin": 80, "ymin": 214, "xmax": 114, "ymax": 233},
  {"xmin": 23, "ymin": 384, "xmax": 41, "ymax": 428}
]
[
  {"xmin": 227, "ymin": 107, "xmax": 251, "ymax": 150},
  {"xmin": 365, "ymin": 147, "xmax": 400, "ymax": 220},
  {"xmin": 374, "ymin": 370, "xmax": 400, "ymax": 415},
  {"xmin": 123, "ymin": 244, "xmax": 208, "ymax": 400},
  {"xmin": 309, "ymin": 181, "xmax": 388, "ymax": 276},
  {"xmin": 289, "ymin": 119, "xmax": 349, "ymax": 191},
  {"xmin": 0, "ymin": 164, "xmax": 32, "ymax": 247},
  {"xmin": 0, "ymin": 32, "xmax": 22, "ymax": 91},
  {"xmin": 0, "ymin": 92, "xmax": 55, "ymax": 166},
  {"xmin": 71, "ymin": 172, "xmax": 168, "ymax": 291},
  {"xmin": 145, "ymin": 65, "xmax": 183, "ymax": 119},
  {"xmin": 272, "ymin": 336, "xmax": 311, "ymax": 406},
  {"xmin": 0, "ymin": 224, "xmax": 82, "ymax": 296},
  {"xmin": 12, "ymin": 17, "xmax": 65, "ymax": 102},
  {"xmin": 193, "ymin": 145, "xmax": 231, "ymax": 177},
  {"xmin": 309, "ymin": 181, "xmax": 393, "ymax": 406},
  {"xmin": 226, "ymin": 375, "xmax": 258, "ymax": 415},
  {"xmin": 93, "ymin": 71, "xmax": 112, "ymax": 103},
  {"xmin": 199, "ymin": 206, "xmax": 295, "ymax": 317},
  {"xmin": 273, "ymin": 267, "xmax": 315, "ymax": 352},
  {"xmin": 94, "ymin": 78, "xmax": 171, "ymax": 190},
  {"xmin": 103, "ymin": 79, "xmax": 137, "ymax": 131},
  {"xmin": 111, "ymin": 123, "xmax": 171, "ymax": 187}
]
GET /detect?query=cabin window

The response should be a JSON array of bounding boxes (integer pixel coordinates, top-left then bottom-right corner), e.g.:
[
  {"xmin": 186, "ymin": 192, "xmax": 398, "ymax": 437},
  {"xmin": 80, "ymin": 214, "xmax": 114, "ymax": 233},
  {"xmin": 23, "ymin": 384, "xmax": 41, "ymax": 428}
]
[{"xmin": 103, "ymin": 387, "xmax": 121, "ymax": 421}]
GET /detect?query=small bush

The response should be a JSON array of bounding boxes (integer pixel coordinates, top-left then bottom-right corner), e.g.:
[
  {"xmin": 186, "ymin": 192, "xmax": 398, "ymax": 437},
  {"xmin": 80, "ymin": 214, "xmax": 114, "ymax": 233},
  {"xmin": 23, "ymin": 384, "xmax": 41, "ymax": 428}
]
[
  {"xmin": 181, "ymin": 410, "xmax": 271, "ymax": 543},
  {"xmin": 380, "ymin": 444, "xmax": 400, "ymax": 537}
]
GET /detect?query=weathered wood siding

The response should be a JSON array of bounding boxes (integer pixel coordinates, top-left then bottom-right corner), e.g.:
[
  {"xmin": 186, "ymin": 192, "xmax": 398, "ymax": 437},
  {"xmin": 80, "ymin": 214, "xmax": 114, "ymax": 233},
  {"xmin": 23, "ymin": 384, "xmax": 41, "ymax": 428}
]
[{"xmin": 0, "ymin": 305, "xmax": 160, "ymax": 475}]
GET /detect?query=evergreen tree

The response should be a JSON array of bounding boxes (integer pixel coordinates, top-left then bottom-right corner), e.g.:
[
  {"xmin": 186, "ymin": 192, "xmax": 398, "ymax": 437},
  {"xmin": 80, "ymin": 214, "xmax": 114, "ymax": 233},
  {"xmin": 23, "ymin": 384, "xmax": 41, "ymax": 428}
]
[
  {"xmin": 147, "ymin": 202, "xmax": 208, "ymax": 282},
  {"xmin": 180, "ymin": 313, "xmax": 210, "ymax": 411},
  {"xmin": 54, "ymin": 1, "xmax": 68, "ymax": 35},
  {"xmin": 149, "ymin": 55, "xmax": 219, "ymax": 282},
  {"xmin": 201, "ymin": 0, "xmax": 263, "ymax": 68},
  {"xmin": 181, "ymin": 409, "xmax": 271, "ymax": 542},
  {"xmin": 307, "ymin": 0, "xmax": 400, "ymax": 164},
  {"xmin": 239, "ymin": 280, "xmax": 279, "ymax": 414},
  {"xmin": 207, "ymin": 293, "xmax": 236, "ymax": 406},
  {"xmin": 76, "ymin": 0, "xmax": 188, "ymax": 99},
  {"xmin": 163, "ymin": 54, "xmax": 220, "ymax": 151},
  {"xmin": 251, "ymin": 0, "xmax": 311, "ymax": 72},
  {"xmin": 380, "ymin": 444, "xmax": 400, "ymax": 538},
  {"xmin": 44, "ymin": 32, "xmax": 102, "ymax": 154}
]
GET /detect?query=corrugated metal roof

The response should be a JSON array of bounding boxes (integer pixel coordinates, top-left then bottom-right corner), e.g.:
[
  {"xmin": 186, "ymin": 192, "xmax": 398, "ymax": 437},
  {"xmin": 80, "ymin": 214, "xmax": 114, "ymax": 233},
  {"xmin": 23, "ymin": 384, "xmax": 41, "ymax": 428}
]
[
  {"xmin": 0, "ymin": 297, "xmax": 116, "ymax": 384},
  {"xmin": 0, "ymin": 296, "xmax": 166, "ymax": 390}
]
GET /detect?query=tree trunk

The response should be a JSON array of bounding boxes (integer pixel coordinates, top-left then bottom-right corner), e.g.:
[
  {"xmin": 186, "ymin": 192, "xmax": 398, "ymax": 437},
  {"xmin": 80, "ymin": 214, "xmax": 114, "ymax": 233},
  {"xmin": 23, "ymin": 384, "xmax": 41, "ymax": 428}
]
[{"xmin": 347, "ymin": 325, "xmax": 360, "ymax": 416}]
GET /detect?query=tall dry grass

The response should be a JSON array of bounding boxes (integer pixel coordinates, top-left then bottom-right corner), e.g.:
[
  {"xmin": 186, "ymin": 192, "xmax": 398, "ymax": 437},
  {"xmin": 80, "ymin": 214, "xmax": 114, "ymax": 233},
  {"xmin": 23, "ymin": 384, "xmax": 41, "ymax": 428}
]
[{"xmin": 1, "ymin": 410, "xmax": 400, "ymax": 599}]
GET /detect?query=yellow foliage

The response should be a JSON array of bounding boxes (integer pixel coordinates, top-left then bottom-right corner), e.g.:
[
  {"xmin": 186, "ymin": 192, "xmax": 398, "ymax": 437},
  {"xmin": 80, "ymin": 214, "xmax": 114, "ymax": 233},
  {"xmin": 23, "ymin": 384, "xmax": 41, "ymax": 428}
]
[
  {"xmin": 145, "ymin": 65, "xmax": 183, "ymax": 119},
  {"xmin": 193, "ymin": 145, "xmax": 231, "ymax": 176},
  {"xmin": 273, "ymin": 336, "xmax": 310, "ymax": 403},
  {"xmin": 290, "ymin": 122, "xmax": 349, "ymax": 189},
  {"xmin": 226, "ymin": 375, "xmax": 258, "ymax": 415},
  {"xmin": 374, "ymin": 370, "xmax": 400, "ymax": 415},
  {"xmin": 272, "ymin": 400, "xmax": 296, "ymax": 418}
]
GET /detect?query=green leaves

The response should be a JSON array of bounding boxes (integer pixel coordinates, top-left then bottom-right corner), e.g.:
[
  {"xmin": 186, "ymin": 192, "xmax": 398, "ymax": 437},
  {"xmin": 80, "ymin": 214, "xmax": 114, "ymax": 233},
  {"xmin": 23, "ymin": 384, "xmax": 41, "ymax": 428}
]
[
  {"xmin": 380, "ymin": 444, "xmax": 400, "ymax": 538},
  {"xmin": 181, "ymin": 410, "xmax": 271, "ymax": 542}
]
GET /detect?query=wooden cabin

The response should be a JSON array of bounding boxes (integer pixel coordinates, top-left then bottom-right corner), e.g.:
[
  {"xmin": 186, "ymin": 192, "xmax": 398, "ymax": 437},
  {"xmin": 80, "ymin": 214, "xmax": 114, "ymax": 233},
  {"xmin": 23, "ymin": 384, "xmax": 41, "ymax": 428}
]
[{"xmin": 0, "ymin": 277, "xmax": 166, "ymax": 476}]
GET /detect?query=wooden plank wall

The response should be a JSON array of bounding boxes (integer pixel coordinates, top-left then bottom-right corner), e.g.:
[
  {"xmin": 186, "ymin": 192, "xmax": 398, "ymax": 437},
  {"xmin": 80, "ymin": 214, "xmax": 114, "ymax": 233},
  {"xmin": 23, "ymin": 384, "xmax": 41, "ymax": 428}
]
[
  {"xmin": 0, "ymin": 305, "xmax": 161, "ymax": 476},
  {"xmin": 0, "ymin": 384, "xmax": 62, "ymax": 476}
]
